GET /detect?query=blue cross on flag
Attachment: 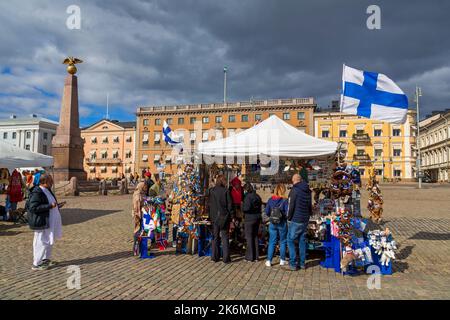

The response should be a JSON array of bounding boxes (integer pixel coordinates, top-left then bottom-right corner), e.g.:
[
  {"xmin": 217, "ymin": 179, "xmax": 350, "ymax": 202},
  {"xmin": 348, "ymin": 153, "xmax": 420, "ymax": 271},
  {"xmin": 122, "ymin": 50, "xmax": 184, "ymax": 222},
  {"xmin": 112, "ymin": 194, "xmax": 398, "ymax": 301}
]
[
  {"xmin": 162, "ymin": 121, "xmax": 183, "ymax": 153},
  {"xmin": 340, "ymin": 65, "xmax": 409, "ymax": 124}
]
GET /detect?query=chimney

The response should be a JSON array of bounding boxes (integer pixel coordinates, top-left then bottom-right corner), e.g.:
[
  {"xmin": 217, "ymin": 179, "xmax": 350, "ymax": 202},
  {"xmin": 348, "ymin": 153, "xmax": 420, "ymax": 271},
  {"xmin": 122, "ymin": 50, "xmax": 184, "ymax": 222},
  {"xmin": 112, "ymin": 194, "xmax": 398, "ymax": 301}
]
[{"xmin": 10, "ymin": 114, "xmax": 16, "ymax": 119}]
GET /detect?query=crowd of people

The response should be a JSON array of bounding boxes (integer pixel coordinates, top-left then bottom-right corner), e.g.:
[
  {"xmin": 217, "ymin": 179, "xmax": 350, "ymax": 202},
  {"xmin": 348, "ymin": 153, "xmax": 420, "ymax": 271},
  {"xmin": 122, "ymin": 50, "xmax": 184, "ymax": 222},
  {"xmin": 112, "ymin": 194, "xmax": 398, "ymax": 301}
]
[{"xmin": 207, "ymin": 173, "xmax": 312, "ymax": 271}]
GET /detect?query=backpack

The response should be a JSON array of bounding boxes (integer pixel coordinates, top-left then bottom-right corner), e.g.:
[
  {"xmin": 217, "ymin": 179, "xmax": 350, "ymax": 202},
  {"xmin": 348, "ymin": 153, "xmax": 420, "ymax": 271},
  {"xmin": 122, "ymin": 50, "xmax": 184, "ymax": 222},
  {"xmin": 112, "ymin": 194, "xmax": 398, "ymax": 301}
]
[{"xmin": 269, "ymin": 201, "xmax": 284, "ymax": 224}]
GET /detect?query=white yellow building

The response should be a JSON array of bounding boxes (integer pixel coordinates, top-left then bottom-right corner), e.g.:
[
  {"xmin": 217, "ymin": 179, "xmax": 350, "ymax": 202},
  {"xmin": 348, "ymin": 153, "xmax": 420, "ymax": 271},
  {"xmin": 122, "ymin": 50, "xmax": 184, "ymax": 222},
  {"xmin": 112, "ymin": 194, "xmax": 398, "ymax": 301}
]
[
  {"xmin": 81, "ymin": 119, "xmax": 136, "ymax": 180},
  {"xmin": 314, "ymin": 110, "xmax": 417, "ymax": 181},
  {"xmin": 419, "ymin": 109, "xmax": 450, "ymax": 182}
]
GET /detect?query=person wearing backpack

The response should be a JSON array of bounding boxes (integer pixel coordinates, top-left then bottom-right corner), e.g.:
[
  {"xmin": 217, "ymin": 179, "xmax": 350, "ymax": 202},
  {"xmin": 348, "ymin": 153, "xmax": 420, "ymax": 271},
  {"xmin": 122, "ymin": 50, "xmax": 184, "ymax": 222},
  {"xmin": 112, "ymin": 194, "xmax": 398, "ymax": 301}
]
[
  {"xmin": 264, "ymin": 184, "xmax": 289, "ymax": 267},
  {"xmin": 242, "ymin": 182, "xmax": 262, "ymax": 262}
]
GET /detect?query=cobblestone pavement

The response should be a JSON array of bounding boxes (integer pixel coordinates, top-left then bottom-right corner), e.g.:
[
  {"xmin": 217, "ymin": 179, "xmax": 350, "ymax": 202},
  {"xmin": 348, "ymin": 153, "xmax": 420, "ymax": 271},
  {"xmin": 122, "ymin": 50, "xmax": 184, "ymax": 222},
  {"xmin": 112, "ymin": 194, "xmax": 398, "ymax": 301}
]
[{"xmin": 1, "ymin": 185, "xmax": 450, "ymax": 300}]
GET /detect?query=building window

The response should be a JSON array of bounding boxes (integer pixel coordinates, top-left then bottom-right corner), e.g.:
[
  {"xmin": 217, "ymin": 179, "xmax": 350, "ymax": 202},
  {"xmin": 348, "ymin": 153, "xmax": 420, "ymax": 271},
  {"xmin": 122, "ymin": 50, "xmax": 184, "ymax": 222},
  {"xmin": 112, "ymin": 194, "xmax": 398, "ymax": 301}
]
[
  {"xmin": 113, "ymin": 136, "xmax": 119, "ymax": 143},
  {"xmin": 374, "ymin": 129, "xmax": 382, "ymax": 137},
  {"xmin": 357, "ymin": 149, "xmax": 365, "ymax": 156},
  {"xmin": 202, "ymin": 116, "xmax": 209, "ymax": 124},
  {"xmin": 339, "ymin": 130, "xmax": 347, "ymax": 138},
  {"xmin": 167, "ymin": 118, "xmax": 173, "ymax": 125},
  {"xmin": 101, "ymin": 167, "xmax": 107, "ymax": 173},
  {"xmin": 3, "ymin": 132, "xmax": 7, "ymax": 139},
  {"xmin": 356, "ymin": 129, "xmax": 364, "ymax": 135},
  {"xmin": 393, "ymin": 149, "xmax": 401, "ymax": 157},
  {"xmin": 101, "ymin": 152, "xmax": 107, "ymax": 159},
  {"xmin": 112, "ymin": 151, "xmax": 119, "ymax": 159},
  {"xmin": 374, "ymin": 149, "xmax": 383, "ymax": 157},
  {"xmin": 394, "ymin": 169, "xmax": 402, "ymax": 177},
  {"xmin": 90, "ymin": 152, "xmax": 97, "ymax": 160},
  {"xmin": 26, "ymin": 131, "xmax": 31, "ymax": 139},
  {"xmin": 143, "ymin": 119, "xmax": 149, "ymax": 126},
  {"xmin": 242, "ymin": 114, "xmax": 249, "ymax": 122},
  {"xmin": 155, "ymin": 119, "xmax": 161, "ymax": 126},
  {"xmin": 297, "ymin": 112, "xmax": 305, "ymax": 120},
  {"xmin": 154, "ymin": 132, "xmax": 161, "ymax": 145},
  {"xmin": 190, "ymin": 117, "xmax": 197, "ymax": 124},
  {"xmin": 126, "ymin": 136, "xmax": 132, "ymax": 142},
  {"xmin": 43, "ymin": 145, "xmax": 48, "ymax": 155},
  {"xmin": 375, "ymin": 169, "xmax": 383, "ymax": 176},
  {"xmin": 215, "ymin": 116, "xmax": 222, "ymax": 123},
  {"xmin": 178, "ymin": 117, "xmax": 185, "ymax": 125},
  {"xmin": 269, "ymin": 113, "xmax": 275, "ymax": 118},
  {"xmin": 102, "ymin": 136, "xmax": 108, "ymax": 144},
  {"xmin": 43, "ymin": 132, "xmax": 48, "ymax": 140},
  {"xmin": 393, "ymin": 129, "xmax": 401, "ymax": 136},
  {"xmin": 12, "ymin": 132, "xmax": 16, "ymax": 139},
  {"xmin": 255, "ymin": 114, "xmax": 262, "ymax": 121},
  {"xmin": 142, "ymin": 133, "xmax": 149, "ymax": 146},
  {"xmin": 283, "ymin": 113, "xmax": 290, "ymax": 120},
  {"xmin": 229, "ymin": 115, "xmax": 236, "ymax": 123},
  {"xmin": 126, "ymin": 151, "xmax": 132, "ymax": 159},
  {"xmin": 25, "ymin": 144, "xmax": 30, "ymax": 150},
  {"xmin": 322, "ymin": 130, "xmax": 329, "ymax": 138}
]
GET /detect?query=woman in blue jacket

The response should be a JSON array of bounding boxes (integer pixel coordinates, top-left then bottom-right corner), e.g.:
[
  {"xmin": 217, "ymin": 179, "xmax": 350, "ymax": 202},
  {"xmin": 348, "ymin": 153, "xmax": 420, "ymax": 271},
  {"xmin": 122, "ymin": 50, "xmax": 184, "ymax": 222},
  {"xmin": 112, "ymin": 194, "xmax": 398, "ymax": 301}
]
[{"xmin": 264, "ymin": 184, "xmax": 289, "ymax": 267}]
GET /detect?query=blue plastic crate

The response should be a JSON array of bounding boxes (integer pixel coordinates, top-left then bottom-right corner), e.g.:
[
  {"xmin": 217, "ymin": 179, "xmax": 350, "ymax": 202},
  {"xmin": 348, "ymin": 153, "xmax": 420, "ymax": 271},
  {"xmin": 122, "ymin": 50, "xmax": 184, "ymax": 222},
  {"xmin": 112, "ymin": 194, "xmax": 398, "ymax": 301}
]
[
  {"xmin": 369, "ymin": 247, "xmax": 393, "ymax": 275},
  {"xmin": 140, "ymin": 236, "xmax": 155, "ymax": 259}
]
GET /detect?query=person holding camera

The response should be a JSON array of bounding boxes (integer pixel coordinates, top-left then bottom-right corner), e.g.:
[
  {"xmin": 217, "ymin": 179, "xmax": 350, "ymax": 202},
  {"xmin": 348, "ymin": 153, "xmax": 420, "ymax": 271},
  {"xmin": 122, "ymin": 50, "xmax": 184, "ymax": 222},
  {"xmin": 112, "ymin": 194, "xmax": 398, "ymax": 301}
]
[{"xmin": 27, "ymin": 174, "xmax": 65, "ymax": 271}]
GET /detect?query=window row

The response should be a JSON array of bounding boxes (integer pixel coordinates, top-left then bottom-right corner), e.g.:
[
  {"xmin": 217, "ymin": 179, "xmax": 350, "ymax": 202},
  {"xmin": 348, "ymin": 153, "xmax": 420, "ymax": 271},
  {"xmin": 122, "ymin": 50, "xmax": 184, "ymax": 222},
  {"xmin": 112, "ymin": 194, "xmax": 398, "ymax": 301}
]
[
  {"xmin": 2, "ymin": 131, "xmax": 52, "ymax": 140},
  {"xmin": 321, "ymin": 128, "xmax": 402, "ymax": 138},
  {"xmin": 143, "ymin": 112, "xmax": 306, "ymax": 126},
  {"xmin": 89, "ymin": 166, "xmax": 131, "ymax": 174},
  {"xmin": 90, "ymin": 136, "xmax": 132, "ymax": 144},
  {"xmin": 89, "ymin": 150, "xmax": 132, "ymax": 159}
]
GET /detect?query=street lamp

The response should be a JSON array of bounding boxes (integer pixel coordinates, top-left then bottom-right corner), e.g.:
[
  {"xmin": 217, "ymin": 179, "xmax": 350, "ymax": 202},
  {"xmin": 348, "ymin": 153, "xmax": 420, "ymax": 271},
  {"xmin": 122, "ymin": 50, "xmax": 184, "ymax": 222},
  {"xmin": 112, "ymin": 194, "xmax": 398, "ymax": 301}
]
[{"xmin": 415, "ymin": 86, "xmax": 422, "ymax": 189}]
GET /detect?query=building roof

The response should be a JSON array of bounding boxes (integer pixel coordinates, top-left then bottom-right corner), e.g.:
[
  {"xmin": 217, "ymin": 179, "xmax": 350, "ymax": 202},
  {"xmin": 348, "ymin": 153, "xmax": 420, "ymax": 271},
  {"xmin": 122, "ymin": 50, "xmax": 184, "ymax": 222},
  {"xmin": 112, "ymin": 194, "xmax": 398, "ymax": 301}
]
[
  {"xmin": 81, "ymin": 119, "xmax": 136, "ymax": 130},
  {"xmin": 137, "ymin": 98, "xmax": 316, "ymax": 115},
  {"xmin": 0, "ymin": 115, "xmax": 59, "ymax": 126}
]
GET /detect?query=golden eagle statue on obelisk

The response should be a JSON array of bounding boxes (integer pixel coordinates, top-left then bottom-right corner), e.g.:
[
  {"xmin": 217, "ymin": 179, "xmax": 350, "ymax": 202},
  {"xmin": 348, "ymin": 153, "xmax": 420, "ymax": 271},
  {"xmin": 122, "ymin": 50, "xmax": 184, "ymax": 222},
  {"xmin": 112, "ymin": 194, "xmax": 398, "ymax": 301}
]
[{"xmin": 63, "ymin": 57, "xmax": 83, "ymax": 75}]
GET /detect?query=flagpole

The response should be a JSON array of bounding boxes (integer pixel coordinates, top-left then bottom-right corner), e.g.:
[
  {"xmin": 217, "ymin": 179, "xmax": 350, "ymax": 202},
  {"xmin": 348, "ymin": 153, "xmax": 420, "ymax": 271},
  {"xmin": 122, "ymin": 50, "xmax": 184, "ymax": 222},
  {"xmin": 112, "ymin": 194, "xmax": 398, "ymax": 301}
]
[
  {"xmin": 416, "ymin": 86, "xmax": 422, "ymax": 189},
  {"xmin": 223, "ymin": 66, "xmax": 227, "ymax": 105}
]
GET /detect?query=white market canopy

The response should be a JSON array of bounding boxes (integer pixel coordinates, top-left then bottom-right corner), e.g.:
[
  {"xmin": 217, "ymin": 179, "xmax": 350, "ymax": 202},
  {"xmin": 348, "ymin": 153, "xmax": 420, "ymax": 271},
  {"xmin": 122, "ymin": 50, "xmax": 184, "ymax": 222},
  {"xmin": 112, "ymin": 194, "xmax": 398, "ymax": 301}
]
[
  {"xmin": 197, "ymin": 115, "xmax": 338, "ymax": 158},
  {"xmin": 0, "ymin": 140, "xmax": 54, "ymax": 172}
]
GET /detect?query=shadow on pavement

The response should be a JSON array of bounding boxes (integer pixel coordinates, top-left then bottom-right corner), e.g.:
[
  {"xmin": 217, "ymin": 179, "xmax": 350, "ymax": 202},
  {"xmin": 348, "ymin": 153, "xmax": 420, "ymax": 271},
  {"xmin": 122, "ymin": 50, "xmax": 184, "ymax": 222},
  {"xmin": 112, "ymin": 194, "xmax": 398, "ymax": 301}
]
[
  {"xmin": 57, "ymin": 250, "xmax": 132, "ymax": 267},
  {"xmin": 60, "ymin": 208, "xmax": 121, "ymax": 226},
  {"xmin": 0, "ymin": 223, "xmax": 24, "ymax": 236},
  {"xmin": 409, "ymin": 232, "xmax": 450, "ymax": 241}
]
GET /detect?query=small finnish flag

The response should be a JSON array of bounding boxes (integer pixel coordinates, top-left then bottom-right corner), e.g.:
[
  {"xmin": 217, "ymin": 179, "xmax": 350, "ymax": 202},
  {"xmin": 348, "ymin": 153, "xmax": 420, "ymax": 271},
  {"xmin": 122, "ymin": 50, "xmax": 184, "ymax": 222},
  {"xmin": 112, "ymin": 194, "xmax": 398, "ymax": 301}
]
[
  {"xmin": 340, "ymin": 65, "xmax": 409, "ymax": 124},
  {"xmin": 162, "ymin": 121, "xmax": 183, "ymax": 146}
]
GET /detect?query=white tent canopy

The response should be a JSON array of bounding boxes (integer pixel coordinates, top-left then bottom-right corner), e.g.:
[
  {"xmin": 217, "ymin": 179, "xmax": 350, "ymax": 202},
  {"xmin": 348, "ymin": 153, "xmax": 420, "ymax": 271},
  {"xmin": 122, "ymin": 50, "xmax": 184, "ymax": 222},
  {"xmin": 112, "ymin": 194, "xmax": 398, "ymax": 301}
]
[
  {"xmin": 0, "ymin": 140, "xmax": 54, "ymax": 172},
  {"xmin": 197, "ymin": 115, "xmax": 338, "ymax": 158}
]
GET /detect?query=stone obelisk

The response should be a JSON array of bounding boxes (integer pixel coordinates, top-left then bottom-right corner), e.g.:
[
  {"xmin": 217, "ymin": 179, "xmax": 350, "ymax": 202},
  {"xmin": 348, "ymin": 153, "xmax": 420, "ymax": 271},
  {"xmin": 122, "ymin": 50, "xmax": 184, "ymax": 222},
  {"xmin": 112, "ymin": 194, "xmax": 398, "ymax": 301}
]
[{"xmin": 52, "ymin": 57, "xmax": 87, "ymax": 182}]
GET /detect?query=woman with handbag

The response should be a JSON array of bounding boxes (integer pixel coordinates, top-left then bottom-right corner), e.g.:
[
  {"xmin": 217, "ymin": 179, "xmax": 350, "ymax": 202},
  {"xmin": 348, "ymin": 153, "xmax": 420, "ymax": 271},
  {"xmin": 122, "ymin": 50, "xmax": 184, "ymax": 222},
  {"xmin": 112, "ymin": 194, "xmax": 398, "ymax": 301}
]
[
  {"xmin": 242, "ymin": 182, "xmax": 262, "ymax": 262},
  {"xmin": 264, "ymin": 184, "xmax": 289, "ymax": 267},
  {"xmin": 208, "ymin": 175, "xmax": 233, "ymax": 263}
]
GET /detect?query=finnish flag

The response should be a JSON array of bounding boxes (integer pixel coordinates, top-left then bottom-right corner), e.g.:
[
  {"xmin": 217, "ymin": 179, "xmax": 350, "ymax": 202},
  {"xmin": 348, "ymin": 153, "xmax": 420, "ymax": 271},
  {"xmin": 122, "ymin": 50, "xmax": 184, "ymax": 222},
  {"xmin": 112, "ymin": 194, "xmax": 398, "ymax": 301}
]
[
  {"xmin": 340, "ymin": 65, "xmax": 409, "ymax": 124},
  {"xmin": 162, "ymin": 121, "xmax": 183, "ymax": 146}
]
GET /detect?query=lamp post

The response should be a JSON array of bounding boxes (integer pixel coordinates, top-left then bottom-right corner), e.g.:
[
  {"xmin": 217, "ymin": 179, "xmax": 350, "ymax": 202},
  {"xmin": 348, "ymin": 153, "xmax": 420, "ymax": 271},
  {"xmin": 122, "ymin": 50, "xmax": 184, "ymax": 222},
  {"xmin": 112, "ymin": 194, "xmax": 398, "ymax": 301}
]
[
  {"xmin": 223, "ymin": 66, "xmax": 227, "ymax": 105},
  {"xmin": 415, "ymin": 86, "xmax": 422, "ymax": 189}
]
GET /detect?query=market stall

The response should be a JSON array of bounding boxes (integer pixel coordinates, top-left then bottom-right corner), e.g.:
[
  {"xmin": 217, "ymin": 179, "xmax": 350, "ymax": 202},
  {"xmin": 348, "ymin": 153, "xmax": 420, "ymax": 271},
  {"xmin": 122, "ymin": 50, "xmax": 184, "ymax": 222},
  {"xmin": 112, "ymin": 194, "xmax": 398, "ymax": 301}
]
[{"xmin": 194, "ymin": 115, "xmax": 396, "ymax": 275}]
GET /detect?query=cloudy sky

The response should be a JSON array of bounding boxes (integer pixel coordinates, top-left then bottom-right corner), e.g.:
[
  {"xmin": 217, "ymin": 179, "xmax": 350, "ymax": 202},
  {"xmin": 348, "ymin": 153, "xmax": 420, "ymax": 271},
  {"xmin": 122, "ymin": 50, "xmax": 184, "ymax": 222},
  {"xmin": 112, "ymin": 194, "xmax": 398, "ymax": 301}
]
[{"xmin": 0, "ymin": 0, "xmax": 449, "ymax": 126}]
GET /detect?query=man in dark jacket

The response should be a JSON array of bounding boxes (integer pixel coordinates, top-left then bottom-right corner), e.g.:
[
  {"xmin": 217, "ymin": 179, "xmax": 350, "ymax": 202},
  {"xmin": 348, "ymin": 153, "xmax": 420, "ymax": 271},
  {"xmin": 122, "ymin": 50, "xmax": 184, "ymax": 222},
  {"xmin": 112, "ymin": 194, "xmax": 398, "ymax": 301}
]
[
  {"xmin": 287, "ymin": 173, "xmax": 312, "ymax": 270},
  {"xmin": 242, "ymin": 183, "xmax": 262, "ymax": 262},
  {"xmin": 27, "ymin": 174, "xmax": 64, "ymax": 270},
  {"xmin": 208, "ymin": 175, "xmax": 233, "ymax": 263}
]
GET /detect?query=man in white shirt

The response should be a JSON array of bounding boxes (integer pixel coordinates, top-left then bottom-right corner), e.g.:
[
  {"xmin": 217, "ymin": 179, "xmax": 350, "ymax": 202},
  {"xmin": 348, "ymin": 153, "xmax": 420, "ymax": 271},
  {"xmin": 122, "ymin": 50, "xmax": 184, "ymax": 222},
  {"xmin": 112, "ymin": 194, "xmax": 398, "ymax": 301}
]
[{"xmin": 27, "ymin": 174, "xmax": 64, "ymax": 270}]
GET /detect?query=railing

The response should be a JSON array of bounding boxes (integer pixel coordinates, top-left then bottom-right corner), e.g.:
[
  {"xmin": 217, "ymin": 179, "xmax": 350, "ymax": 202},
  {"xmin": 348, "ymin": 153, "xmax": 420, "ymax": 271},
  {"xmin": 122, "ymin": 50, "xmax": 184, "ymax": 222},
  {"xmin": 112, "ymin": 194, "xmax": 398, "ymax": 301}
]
[
  {"xmin": 85, "ymin": 158, "xmax": 122, "ymax": 164},
  {"xmin": 353, "ymin": 154, "xmax": 371, "ymax": 162},
  {"xmin": 137, "ymin": 97, "xmax": 315, "ymax": 113},
  {"xmin": 352, "ymin": 133, "xmax": 371, "ymax": 143}
]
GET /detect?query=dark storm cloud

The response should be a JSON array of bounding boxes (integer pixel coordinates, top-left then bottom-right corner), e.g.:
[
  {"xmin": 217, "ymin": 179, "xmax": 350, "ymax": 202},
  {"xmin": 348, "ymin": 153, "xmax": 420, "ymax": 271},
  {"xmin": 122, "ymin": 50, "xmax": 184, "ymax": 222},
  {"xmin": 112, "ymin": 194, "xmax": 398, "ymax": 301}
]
[{"xmin": 0, "ymin": 0, "xmax": 449, "ymax": 124}]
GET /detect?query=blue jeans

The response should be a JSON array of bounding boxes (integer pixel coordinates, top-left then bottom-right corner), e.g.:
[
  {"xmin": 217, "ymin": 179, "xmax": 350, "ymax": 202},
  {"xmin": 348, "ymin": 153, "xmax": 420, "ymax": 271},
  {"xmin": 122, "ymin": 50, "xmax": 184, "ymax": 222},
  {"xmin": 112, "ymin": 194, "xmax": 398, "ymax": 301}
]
[
  {"xmin": 267, "ymin": 221, "xmax": 288, "ymax": 262},
  {"xmin": 287, "ymin": 221, "xmax": 307, "ymax": 268}
]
